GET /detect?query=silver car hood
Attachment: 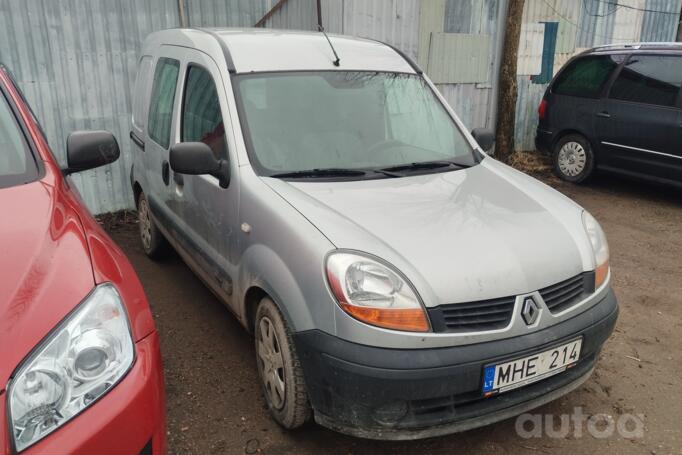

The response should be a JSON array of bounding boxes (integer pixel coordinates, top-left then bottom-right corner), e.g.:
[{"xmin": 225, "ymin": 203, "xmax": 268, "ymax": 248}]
[{"xmin": 263, "ymin": 158, "xmax": 595, "ymax": 306}]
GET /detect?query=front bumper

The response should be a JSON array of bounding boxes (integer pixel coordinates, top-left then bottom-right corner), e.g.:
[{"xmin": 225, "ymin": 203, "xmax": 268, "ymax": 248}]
[
  {"xmin": 2, "ymin": 331, "xmax": 166, "ymax": 454},
  {"xmin": 294, "ymin": 288, "xmax": 618, "ymax": 440}
]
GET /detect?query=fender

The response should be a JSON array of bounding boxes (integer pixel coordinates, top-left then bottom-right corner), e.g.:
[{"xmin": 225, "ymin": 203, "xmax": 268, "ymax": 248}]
[{"xmin": 237, "ymin": 243, "xmax": 320, "ymax": 333}]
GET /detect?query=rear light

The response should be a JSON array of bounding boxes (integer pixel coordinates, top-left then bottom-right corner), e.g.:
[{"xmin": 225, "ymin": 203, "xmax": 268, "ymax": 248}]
[{"xmin": 538, "ymin": 99, "xmax": 547, "ymax": 120}]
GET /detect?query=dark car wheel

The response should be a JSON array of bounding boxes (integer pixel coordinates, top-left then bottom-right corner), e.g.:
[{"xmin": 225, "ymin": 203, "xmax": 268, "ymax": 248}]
[
  {"xmin": 137, "ymin": 192, "xmax": 167, "ymax": 259},
  {"xmin": 552, "ymin": 134, "xmax": 595, "ymax": 183},
  {"xmin": 255, "ymin": 297, "xmax": 311, "ymax": 429}
]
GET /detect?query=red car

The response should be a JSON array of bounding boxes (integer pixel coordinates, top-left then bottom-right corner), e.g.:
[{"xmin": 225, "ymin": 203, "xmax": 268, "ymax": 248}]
[{"xmin": 0, "ymin": 65, "xmax": 165, "ymax": 454}]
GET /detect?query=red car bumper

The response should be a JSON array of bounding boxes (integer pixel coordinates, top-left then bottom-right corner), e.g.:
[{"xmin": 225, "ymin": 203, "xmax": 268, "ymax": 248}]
[{"xmin": 1, "ymin": 331, "xmax": 166, "ymax": 455}]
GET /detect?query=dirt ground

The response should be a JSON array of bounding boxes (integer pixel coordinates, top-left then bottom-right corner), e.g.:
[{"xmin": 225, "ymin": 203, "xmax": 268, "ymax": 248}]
[{"xmin": 106, "ymin": 173, "xmax": 682, "ymax": 455}]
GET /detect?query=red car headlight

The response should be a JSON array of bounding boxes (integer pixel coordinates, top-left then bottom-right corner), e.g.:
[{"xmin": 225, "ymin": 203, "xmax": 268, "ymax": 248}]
[{"xmin": 8, "ymin": 283, "xmax": 134, "ymax": 452}]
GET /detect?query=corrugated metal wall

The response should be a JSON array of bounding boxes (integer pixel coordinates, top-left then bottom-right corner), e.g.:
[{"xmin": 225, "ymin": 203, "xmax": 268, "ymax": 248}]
[
  {"xmin": 0, "ymin": 0, "xmax": 182, "ymax": 213},
  {"xmin": 515, "ymin": 0, "xmax": 682, "ymax": 150},
  {"xmin": 1, "ymin": 0, "xmax": 680, "ymax": 212},
  {"xmin": 0, "ymin": 0, "xmax": 307, "ymax": 214}
]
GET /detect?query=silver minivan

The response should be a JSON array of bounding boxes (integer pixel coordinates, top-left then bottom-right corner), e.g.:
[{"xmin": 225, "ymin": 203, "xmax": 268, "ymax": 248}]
[{"xmin": 130, "ymin": 28, "xmax": 617, "ymax": 440}]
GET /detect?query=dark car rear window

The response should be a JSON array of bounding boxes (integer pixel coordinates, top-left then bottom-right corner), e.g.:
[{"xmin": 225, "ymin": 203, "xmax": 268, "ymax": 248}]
[
  {"xmin": 609, "ymin": 55, "xmax": 682, "ymax": 107},
  {"xmin": 552, "ymin": 55, "xmax": 620, "ymax": 98},
  {"xmin": 0, "ymin": 90, "xmax": 39, "ymax": 188}
]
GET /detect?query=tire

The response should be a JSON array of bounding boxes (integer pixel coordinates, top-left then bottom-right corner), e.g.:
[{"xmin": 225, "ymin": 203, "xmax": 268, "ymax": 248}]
[
  {"xmin": 552, "ymin": 134, "xmax": 595, "ymax": 183},
  {"xmin": 255, "ymin": 297, "xmax": 311, "ymax": 429},
  {"xmin": 137, "ymin": 191, "xmax": 168, "ymax": 259}
]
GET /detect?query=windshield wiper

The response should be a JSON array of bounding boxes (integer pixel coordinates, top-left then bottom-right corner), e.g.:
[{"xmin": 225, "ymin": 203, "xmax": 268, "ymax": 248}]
[
  {"xmin": 378, "ymin": 160, "xmax": 470, "ymax": 174},
  {"xmin": 269, "ymin": 168, "xmax": 367, "ymax": 179}
]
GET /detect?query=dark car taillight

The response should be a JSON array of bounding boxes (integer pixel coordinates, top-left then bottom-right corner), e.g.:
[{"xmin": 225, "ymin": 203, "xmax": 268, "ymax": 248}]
[{"xmin": 538, "ymin": 99, "xmax": 547, "ymax": 121}]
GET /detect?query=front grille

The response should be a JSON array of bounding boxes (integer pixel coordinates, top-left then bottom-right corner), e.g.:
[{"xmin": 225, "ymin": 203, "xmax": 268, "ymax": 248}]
[
  {"xmin": 539, "ymin": 272, "xmax": 594, "ymax": 314},
  {"xmin": 427, "ymin": 296, "xmax": 516, "ymax": 333},
  {"xmin": 428, "ymin": 272, "xmax": 595, "ymax": 332}
]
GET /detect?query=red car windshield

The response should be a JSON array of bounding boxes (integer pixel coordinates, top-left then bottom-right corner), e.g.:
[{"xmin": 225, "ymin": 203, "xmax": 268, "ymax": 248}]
[{"xmin": 0, "ymin": 85, "xmax": 39, "ymax": 188}]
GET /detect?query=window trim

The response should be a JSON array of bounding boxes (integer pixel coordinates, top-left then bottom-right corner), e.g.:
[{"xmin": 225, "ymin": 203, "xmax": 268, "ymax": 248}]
[
  {"xmin": 179, "ymin": 62, "xmax": 229, "ymax": 161},
  {"xmin": 147, "ymin": 56, "xmax": 181, "ymax": 150},
  {"xmin": 0, "ymin": 67, "xmax": 44, "ymax": 188},
  {"xmin": 605, "ymin": 53, "xmax": 682, "ymax": 110}
]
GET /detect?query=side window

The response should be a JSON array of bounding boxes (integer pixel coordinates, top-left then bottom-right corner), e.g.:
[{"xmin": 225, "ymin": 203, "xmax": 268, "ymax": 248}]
[
  {"xmin": 0, "ymin": 90, "xmax": 39, "ymax": 188},
  {"xmin": 181, "ymin": 65, "xmax": 227, "ymax": 160},
  {"xmin": 147, "ymin": 57, "xmax": 180, "ymax": 149},
  {"xmin": 552, "ymin": 55, "xmax": 620, "ymax": 98},
  {"xmin": 609, "ymin": 55, "xmax": 682, "ymax": 107},
  {"xmin": 132, "ymin": 55, "xmax": 153, "ymax": 130}
]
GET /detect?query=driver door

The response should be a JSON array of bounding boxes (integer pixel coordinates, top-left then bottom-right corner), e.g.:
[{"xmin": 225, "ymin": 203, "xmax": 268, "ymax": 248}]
[{"xmin": 167, "ymin": 47, "xmax": 240, "ymax": 308}]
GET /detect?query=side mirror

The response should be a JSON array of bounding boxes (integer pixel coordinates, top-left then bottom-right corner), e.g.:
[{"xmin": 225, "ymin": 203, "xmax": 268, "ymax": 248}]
[
  {"xmin": 64, "ymin": 130, "xmax": 120, "ymax": 174},
  {"xmin": 169, "ymin": 142, "xmax": 230, "ymax": 188},
  {"xmin": 471, "ymin": 128, "xmax": 495, "ymax": 152}
]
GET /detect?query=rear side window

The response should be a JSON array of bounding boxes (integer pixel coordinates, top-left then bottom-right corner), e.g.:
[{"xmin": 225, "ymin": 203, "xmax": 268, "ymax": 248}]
[
  {"xmin": 147, "ymin": 57, "xmax": 180, "ymax": 149},
  {"xmin": 0, "ymin": 91, "xmax": 38, "ymax": 188},
  {"xmin": 181, "ymin": 66, "xmax": 227, "ymax": 160},
  {"xmin": 132, "ymin": 55, "xmax": 153, "ymax": 130},
  {"xmin": 552, "ymin": 55, "xmax": 620, "ymax": 98},
  {"xmin": 609, "ymin": 55, "xmax": 682, "ymax": 107}
]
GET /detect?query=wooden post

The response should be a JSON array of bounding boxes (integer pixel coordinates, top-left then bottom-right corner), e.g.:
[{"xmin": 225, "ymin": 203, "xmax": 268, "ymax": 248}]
[
  {"xmin": 178, "ymin": 0, "xmax": 188, "ymax": 28},
  {"xmin": 494, "ymin": 0, "xmax": 525, "ymax": 162}
]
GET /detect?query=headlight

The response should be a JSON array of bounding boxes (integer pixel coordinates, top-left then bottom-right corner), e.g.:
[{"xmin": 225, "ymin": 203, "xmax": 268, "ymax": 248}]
[
  {"xmin": 8, "ymin": 283, "xmax": 134, "ymax": 452},
  {"xmin": 582, "ymin": 211, "xmax": 610, "ymax": 289},
  {"xmin": 326, "ymin": 252, "xmax": 430, "ymax": 332}
]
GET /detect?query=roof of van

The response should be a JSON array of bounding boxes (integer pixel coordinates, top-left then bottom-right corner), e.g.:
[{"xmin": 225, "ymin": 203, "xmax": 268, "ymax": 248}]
[
  {"xmin": 586, "ymin": 42, "xmax": 682, "ymax": 54},
  {"xmin": 145, "ymin": 28, "xmax": 419, "ymax": 74}
]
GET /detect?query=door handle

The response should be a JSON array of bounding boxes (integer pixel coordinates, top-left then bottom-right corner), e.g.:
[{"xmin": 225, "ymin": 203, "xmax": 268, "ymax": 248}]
[
  {"xmin": 173, "ymin": 172, "xmax": 184, "ymax": 186},
  {"xmin": 596, "ymin": 111, "xmax": 611, "ymax": 118}
]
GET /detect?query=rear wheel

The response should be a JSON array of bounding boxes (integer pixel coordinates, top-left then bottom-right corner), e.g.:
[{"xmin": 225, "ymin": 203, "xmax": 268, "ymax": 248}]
[
  {"xmin": 137, "ymin": 192, "xmax": 167, "ymax": 259},
  {"xmin": 552, "ymin": 134, "xmax": 595, "ymax": 183},
  {"xmin": 255, "ymin": 297, "xmax": 311, "ymax": 429}
]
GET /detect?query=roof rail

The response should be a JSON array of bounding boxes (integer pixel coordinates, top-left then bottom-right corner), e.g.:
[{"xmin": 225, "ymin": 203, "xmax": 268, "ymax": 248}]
[{"xmin": 592, "ymin": 42, "xmax": 681, "ymax": 51}]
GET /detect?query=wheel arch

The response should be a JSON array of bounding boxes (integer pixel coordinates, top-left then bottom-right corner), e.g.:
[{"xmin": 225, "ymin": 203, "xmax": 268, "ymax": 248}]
[
  {"xmin": 237, "ymin": 243, "xmax": 324, "ymax": 336},
  {"xmin": 132, "ymin": 181, "xmax": 143, "ymax": 208},
  {"xmin": 551, "ymin": 129, "xmax": 599, "ymax": 161}
]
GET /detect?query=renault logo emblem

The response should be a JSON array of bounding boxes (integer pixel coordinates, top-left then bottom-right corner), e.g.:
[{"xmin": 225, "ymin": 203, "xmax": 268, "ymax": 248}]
[{"xmin": 521, "ymin": 297, "xmax": 540, "ymax": 325}]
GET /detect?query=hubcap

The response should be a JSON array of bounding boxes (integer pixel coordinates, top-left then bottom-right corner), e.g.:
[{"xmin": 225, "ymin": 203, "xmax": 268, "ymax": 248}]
[
  {"xmin": 138, "ymin": 198, "xmax": 152, "ymax": 251},
  {"xmin": 257, "ymin": 317, "xmax": 285, "ymax": 410},
  {"xmin": 557, "ymin": 141, "xmax": 587, "ymax": 177}
]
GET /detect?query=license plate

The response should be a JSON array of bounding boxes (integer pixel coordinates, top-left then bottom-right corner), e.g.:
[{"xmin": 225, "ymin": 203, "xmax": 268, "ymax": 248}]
[{"xmin": 482, "ymin": 338, "xmax": 582, "ymax": 396}]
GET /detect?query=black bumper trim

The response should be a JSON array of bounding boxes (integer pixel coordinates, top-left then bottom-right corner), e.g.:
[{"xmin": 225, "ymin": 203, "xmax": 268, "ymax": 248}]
[
  {"xmin": 315, "ymin": 366, "xmax": 595, "ymax": 440},
  {"xmin": 293, "ymin": 289, "xmax": 618, "ymax": 439}
]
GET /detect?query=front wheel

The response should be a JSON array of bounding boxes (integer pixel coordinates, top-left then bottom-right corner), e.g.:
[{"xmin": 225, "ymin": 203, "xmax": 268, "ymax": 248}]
[
  {"xmin": 552, "ymin": 134, "xmax": 595, "ymax": 183},
  {"xmin": 255, "ymin": 297, "xmax": 311, "ymax": 429}
]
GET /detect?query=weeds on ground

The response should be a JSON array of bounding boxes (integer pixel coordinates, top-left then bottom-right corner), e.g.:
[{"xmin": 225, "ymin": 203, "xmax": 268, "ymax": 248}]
[
  {"xmin": 96, "ymin": 210, "xmax": 137, "ymax": 231},
  {"xmin": 507, "ymin": 150, "xmax": 557, "ymax": 182}
]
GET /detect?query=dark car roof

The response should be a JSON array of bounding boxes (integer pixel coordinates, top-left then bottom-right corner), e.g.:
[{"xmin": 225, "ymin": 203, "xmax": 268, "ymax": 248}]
[{"xmin": 582, "ymin": 42, "xmax": 682, "ymax": 56}]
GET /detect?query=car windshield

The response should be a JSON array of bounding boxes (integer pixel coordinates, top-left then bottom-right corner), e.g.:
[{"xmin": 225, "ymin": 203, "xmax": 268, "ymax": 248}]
[
  {"xmin": 234, "ymin": 71, "xmax": 477, "ymax": 178},
  {"xmin": 0, "ymin": 89, "xmax": 38, "ymax": 188}
]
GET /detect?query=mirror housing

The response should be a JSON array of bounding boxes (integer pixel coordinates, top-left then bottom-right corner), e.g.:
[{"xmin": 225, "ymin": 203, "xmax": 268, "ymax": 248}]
[
  {"xmin": 169, "ymin": 142, "xmax": 230, "ymax": 188},
  {"xmin": 471, "ymin": 128, "xmax": 495, "ymax": 152},
  {"xmin": 64, "ymin": 130, "xmax": 120, "ymax": 174}
]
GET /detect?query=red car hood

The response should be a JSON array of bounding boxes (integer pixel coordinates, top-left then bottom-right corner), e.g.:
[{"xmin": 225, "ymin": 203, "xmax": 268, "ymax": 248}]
[{"xmin": 0, "ymin": 180, "xmax": 94, "ymax": 388}]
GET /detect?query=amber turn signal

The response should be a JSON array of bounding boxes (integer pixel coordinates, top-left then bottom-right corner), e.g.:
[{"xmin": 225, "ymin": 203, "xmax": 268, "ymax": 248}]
[
  {"xmin": 339, "ymin": 302, "xmax": 430, "ymax": 332},
  {"xmin": 595, "ymin": 260, "xmax": 609, "ymax": 289}
]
